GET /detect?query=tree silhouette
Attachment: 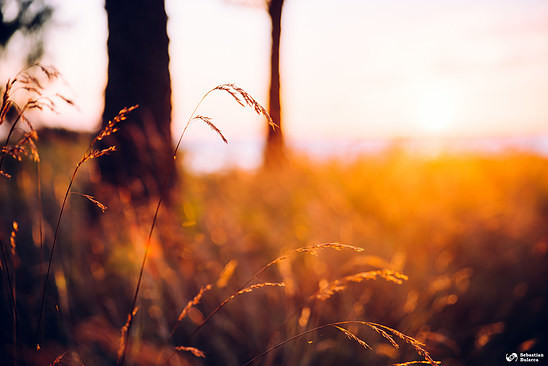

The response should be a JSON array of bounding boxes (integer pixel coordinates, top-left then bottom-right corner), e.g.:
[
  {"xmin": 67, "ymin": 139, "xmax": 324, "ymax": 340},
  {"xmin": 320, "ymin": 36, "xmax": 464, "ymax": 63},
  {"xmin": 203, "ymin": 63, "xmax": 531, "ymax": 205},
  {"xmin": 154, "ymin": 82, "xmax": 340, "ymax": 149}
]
[
  {"xmin": 227, "ymin": 0, "xmax": 286, "ymax": 165},
  {"xmin": 99, "ymin": 0, "xmax": 174, "ymax": 201},
  {"xmin": 263, "ymin": 0, "xmax": 285, "ymax": 166}
]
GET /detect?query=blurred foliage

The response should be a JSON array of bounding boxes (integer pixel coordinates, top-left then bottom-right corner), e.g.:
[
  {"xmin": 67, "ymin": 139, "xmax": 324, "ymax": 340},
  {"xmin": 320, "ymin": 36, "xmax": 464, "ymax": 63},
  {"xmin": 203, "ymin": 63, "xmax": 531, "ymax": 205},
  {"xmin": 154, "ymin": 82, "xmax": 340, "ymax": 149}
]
[
  {"xmin": 0, "ymin": 0, "xmax": 53, "ymax": 63},
  {"xmin": 1, "ymin": 133, "xmax": 548, "ymax": 365}
]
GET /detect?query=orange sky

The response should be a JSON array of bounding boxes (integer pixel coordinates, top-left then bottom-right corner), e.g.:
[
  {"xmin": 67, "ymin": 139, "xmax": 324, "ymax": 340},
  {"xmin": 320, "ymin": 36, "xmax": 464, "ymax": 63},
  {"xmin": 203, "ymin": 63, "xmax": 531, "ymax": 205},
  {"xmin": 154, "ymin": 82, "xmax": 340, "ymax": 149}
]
[{"xmin": 2, "ymin": 0, "xmax": 547, "ymax": 145}]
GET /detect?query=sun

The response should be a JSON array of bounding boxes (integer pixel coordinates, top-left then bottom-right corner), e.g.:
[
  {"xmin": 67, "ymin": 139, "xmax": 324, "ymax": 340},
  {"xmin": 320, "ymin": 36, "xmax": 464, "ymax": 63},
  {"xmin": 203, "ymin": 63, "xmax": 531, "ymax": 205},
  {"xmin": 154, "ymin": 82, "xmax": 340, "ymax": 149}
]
[{"xmin": 414, "ymin": 82, "xmax": 457, "ymax": 136}]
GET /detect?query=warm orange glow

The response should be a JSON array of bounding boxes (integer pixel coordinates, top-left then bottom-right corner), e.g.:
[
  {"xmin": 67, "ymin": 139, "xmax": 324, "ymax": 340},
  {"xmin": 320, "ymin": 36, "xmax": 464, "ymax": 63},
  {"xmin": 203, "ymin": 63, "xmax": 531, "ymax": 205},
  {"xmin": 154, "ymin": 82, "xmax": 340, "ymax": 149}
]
[
  {"xmin": 414, "ymin": 81, "xmax": 457, "ymax": 136},
  {"xmin": 19, "ymin": 0, "xmax": 545, "ymax": 148},
  {"xmin": 2, "ymin": 2, "xmax": 548, "ymax": 365}
]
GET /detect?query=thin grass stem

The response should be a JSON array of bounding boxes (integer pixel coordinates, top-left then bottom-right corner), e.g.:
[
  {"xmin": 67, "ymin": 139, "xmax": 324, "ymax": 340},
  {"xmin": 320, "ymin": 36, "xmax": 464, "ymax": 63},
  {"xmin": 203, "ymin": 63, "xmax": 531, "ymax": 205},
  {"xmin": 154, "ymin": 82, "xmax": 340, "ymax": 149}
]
[
  {"xmin": 0, "ymin": 239, "xmax": 17, "ymax": 365},
  {"xmin": 36, "ymin": 106, "xmax": 133, "ymax": 353},
  {"xmin": 35, "ymin": 167, "xmax": 78, "ymax": 350},
  {"xmin": 118, "ymin": 84, "xmax": 272, "ymax": 365},
  {"xmin": 243, "ymin": 321, "xmax": 438, "ymax": 366}
]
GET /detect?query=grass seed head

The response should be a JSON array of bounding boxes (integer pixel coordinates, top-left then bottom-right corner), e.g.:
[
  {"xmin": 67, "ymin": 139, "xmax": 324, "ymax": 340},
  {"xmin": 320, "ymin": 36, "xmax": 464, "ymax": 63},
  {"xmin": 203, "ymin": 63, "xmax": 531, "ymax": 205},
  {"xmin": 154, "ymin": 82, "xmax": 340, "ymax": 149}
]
[
  {"xmin": 174, "ymin": 346, "xmax": 206, "ymax": 358},
  {"xmin": 333, "ymin": 325, "xmax": 373, "ymax": 351},
  {"xmin": 118, "ymin": 307, "xmax": 139, "ymax": 363},
  {"xmin": 194, "ymin": 115, "xmax": 228, "ymax": 144},
  {"xmin": 214, "ymin": 84, "xmax": 276, "ymax": 129}
]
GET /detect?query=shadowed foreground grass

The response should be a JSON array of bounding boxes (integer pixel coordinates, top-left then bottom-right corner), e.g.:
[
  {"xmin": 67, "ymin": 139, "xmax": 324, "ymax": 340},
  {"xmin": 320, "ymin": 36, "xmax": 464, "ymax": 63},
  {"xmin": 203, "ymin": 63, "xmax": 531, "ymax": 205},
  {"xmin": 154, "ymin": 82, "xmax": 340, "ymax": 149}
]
[
  {"xmin": 1, "ymin": 67, "xmax": 440, "ymax": 366},
  {"xmin": 2, "ymin": 126, "xmax": 548, "ymax": 365}
]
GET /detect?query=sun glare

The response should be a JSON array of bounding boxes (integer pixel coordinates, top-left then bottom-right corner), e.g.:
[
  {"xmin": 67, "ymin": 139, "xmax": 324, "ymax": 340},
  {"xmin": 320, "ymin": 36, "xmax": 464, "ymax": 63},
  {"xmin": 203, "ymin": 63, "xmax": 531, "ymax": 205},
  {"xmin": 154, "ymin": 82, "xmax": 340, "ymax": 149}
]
[{"xmin": 414, "ymin": 82, "xmax": 457, "ymax": 136}]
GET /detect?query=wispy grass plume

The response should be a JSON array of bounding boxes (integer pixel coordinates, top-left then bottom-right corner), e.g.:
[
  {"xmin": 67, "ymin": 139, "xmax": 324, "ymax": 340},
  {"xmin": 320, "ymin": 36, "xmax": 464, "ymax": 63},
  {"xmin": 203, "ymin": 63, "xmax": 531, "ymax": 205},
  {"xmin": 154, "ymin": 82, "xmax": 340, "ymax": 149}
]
[
  {"xmin": 190, "ymin": 242, "xmax": 366, "ymax": 336},
  {"xmin": 193, "ymin": 115, "xmax": 228, "ymax": 144},
  {"xmin": 248, "ymin": 243, "xmax": 365, "ymax": 287},
  {"xmin": 117, "ymin": 307, "xmax": 139, "ymax": 364},
  {"xmin": 191, "ymin": 282, "xmax": 286, "ymax": 338},
  {"xmin": 0, "ymin": 65, "xmax": 73, "ymax": 362},
  {"xmin": 295, "ymin": 242, "xmax": 365, "ymax": 255},
  {"xmin": 243, "ymin": 321, "xmax": 439, "ymax": 366},
  {"xmin": 174, "ymin": 346, "xmax": 206, "ymax": 358},
  {"xmin": 212, "ymin": 83, "xmax": 276, "ymax": 129},
  {"xmin": 169, "ymin": 284, "xmax": 213, "ymax": 339},
  {"xmin": 36, "ymin": 105, "xmax": 137, "ymax": 352},
  {"xmin": 0, "ymin": 65, "xmax": 71, "ymax": 178},
  {"xmin": 314, "ymin": 269, "xmax": 409, "ymax": 301},
  {"xmin": 71, "ymin": 192, "xmax": 109, "ymax": 212},
  {"xmin": 332, "ymin": 325, "xmax": 373, "ymax": 351},
  {"xmin": 367, "ymin": 322, "xmax": 437, "ymax": 366},
  {"xmin": 118, "ymin": 84, "xmax": 273, "ymax": 365}
]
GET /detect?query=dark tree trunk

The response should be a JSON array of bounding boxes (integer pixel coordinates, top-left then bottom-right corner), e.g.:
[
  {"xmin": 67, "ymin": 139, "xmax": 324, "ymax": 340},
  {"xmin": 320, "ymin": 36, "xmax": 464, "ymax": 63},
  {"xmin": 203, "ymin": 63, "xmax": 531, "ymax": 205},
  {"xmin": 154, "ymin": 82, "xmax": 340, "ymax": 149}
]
[
  {"xmin": 264, "ymin": 0, "xmax": 285, "ymax": 166},
  {"xmin": 99, "ymin": 0, "xmax": 174, "ymax": 201}
]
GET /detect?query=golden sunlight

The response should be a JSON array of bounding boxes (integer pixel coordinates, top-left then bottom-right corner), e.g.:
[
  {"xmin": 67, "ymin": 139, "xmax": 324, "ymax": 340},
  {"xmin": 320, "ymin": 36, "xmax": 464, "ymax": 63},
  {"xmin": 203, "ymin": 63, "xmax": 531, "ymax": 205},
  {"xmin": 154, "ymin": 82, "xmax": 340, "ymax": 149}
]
[{"xmin": 413, "ymin": 81, "xmax": 458, "ymax": 136}]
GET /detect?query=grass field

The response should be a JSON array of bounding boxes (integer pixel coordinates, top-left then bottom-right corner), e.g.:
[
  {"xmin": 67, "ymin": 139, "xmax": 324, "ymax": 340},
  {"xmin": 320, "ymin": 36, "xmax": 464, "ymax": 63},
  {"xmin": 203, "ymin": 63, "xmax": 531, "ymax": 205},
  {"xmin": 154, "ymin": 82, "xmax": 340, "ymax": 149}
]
[
  {"xmin": 1, "ymin": 67, "xmax": 547, "ymax": 366},
  {"xmin": 2, "ymin": 128, "xmax": 548, "ymax": 365}
]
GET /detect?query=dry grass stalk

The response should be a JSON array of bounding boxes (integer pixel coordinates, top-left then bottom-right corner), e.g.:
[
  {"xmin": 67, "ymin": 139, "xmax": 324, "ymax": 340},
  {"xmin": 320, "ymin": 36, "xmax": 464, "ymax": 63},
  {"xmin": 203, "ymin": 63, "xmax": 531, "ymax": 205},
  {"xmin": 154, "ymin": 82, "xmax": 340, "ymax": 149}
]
[
  {"xmin": 79, "ymin": 146, "xmax": 118, "ymax": 166},
  {"xmin": 1, "ymin": 68, "xmax": 63, "ymax": 302},
  {"xmin": 315, "ymin": 270, "xmax": 408, "ymax": 300},
  {"xmin": 72, "ymin": 192, "xmax": 109, "ymax": 212},
  {"xmin": 50, "ymin": 352, "xmax": 66, "ymax": 366},
  {"xmin": 117, "ymin": 307, "xmax": 139, "ymax": 363},
  {"xmin": 51, "ymin": 351, "xmax": 85, "ymax": 366},
  {"xmin": 77, "ymin": 105, "xmax": 137, "ymax": 168},
  {"xmin": 174, "ymin": 346, "xmax": 206, "ymax": 358},
  {"xmin": 243, "ymin": 321, "xmax": 439, "ymax": 366},
  {"xmin": 95, "ymin": 105, "xmax": 137, "ymax": 142},
  {"xmin": 195, "ymin": 242, "xmax": 371, "ymax": 335},
  {"xmin": 155, "ymin": 285, "xmax": 212, "ymax": 365},
  {"xmin": 248, "ymin": 255, "xmax": 289, "ymax": 283},
  {"xmin": 213, "ymin": 84, "xmax": 276, "ymax": 129},
  {"xmin": 248, "ymin": 243, "xmax": 365, "ymax": 287},
  {"xmin": 4, "ymin": 67, "xmax": 67, "ymax": 112},
  {"xmin": 0, "ymin": 239, "xmax": 17, "ymax": 352},
  {"xmin": 0, "ymin": 67, "xmax": 70, "ymax": 359},
  {"xmin": 332, "ymin": 325, "xmax": 372, "ymax": 351},
  {"xmin": 175, "ymin": 83, "xmax": 274, "ymax": 157},
  {"xmin": 345, "ymin": 255, "xmax": 394, "ymax": 271},
  {"xmin": 191, "ymin": 282, "xmax": 285, "ymax": 337},
  {"xmin": 1, "ymin": 130, "xmax": 39, "ymax": 160},
  {"xmin": 219, "ymin": 282, "xmax": 285, "ymax": 308},
  {"xmin": 296, "ymin": 242, "xmax": 365, "ymax": 255},
  {"xmin": 190, "ymin": 253, "xmax": 289, "ymax": 337},
  {"xmin": 193, "ymin": 243, "xmax": 366, "ymax": 338},
  {"xmin": 193, "ymin": 115, "xmax": 228, "ymax": 144},
  {"xmin": 0, "ymin": 169, "xmax": 11, "ymax": 179},
  {"xmin": 169, "ymin": 284, "xmax": 212, "ymax": 339},
  {"xmin": 367, "ymin": 322, "xmax": 400, "ymax": 349},
  {"xmin": 10, "ymin": 221, "xmax": 18, "ymax": 256},
  {"xmin": 1, "ymin": 65, "xmax": 63, "ymax": 119},
  {"xmin": 120, "ymin": 84, "xmax": 273, "ymax": 364},
  {"xmin": 216, "ymin": 259, "xmax": 238, "ymax": 288},
  {"xmin": 36, "ymin": 105, "xmax": 136, "ymax": 353},
  {"xmin": 0, "ymin": 65, "xmax": 73, "ymax": 178},
  {"xmin": 366, "ymin": 322, "xmax": 437, "ymax": 366},
  {"xmin": 1, "ymin": 221, "xmax": 19, "ymax": 365}
]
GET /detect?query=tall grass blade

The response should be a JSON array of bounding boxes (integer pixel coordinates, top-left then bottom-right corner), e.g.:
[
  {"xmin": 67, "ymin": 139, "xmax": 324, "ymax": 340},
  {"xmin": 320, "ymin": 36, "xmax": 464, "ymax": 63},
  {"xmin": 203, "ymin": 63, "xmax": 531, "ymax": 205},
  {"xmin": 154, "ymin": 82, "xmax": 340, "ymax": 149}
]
[
  {"xmin": 36, "ymin": 106, "xmax": 134, "ymax": 352},
  {"xmin": 118, "ymin": 84, "xmax": 272, "ymax": 365},
  {"xmin": 243, "ymin": 321, "xmax": 439, "ymax": 366}
]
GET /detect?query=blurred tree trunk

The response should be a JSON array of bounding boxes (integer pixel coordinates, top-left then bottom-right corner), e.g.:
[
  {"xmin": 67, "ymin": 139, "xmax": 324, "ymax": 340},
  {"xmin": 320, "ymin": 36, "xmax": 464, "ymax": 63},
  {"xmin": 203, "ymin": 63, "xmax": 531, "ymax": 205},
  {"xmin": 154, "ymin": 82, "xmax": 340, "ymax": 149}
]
[
  {"xmin": 263, "ymin": 0, "xmax": 286, "ymax": 166},
  {"xmin": 99, "ymin": 0, "xmax": 174, "ymax": 201}
]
